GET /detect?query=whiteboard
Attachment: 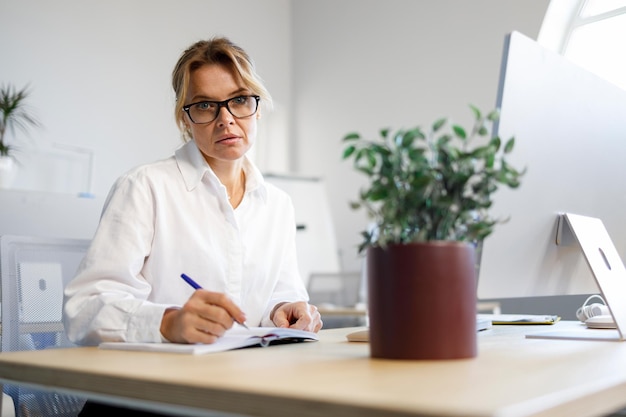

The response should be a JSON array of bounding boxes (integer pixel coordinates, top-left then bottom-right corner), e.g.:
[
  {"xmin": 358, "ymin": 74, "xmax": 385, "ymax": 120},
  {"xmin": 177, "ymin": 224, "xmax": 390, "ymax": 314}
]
[{"xmin": 264, "ymin": 174, "xmax": 340, "ymax": 286}]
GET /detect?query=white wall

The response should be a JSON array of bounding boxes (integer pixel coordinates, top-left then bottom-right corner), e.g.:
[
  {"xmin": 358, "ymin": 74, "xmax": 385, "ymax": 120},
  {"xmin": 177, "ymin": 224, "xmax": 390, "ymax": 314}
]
[
  {"xmin": 0, "ymin": 0, "xmax": 293, "ymax": 198},
  {"xmin": 1, "ymin": 0, "xmax": 549, "ymax": 271},
  {"xmin": 291, "ymin": 0, "xmax": 550, "ymax": 271}
]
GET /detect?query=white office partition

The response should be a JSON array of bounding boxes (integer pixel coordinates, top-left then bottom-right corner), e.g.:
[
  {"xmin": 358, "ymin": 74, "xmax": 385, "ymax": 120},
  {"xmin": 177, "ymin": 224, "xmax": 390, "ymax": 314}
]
[{"xmin": 0, "ymin": 189, "xmax": 103, "ymax": 240}]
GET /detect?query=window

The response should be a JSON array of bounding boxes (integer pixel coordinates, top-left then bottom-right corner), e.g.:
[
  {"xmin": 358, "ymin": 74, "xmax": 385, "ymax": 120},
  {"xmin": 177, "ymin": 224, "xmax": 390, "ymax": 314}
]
[{"xmin": 538, "ymin": 0, "xmax": 626, "ymax": 90}]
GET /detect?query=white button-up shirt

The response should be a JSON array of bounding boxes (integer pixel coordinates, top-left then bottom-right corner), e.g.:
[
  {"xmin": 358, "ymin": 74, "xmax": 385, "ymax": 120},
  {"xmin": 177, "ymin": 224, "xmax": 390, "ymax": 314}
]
[{"xmin": 63, "ymin": 140, "xmax": 308, "ymax": 345}]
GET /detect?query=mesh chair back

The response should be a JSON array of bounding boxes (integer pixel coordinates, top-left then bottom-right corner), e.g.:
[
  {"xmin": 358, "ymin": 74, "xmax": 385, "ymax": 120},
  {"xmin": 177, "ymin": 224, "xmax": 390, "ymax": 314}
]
[
  {"xmin": 0, "ymin": 235, "xmax": 90, "ymax": 417},
  {"xmin": 307, "ymin": 272, "xmax": 362, "ymax": 307}
]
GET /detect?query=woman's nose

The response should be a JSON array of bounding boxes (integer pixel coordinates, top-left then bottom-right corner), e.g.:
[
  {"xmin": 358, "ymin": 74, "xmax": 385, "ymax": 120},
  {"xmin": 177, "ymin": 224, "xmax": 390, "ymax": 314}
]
[{"xmin": 216, "ymin": 106, "xmax": 234, "ymax": 126}]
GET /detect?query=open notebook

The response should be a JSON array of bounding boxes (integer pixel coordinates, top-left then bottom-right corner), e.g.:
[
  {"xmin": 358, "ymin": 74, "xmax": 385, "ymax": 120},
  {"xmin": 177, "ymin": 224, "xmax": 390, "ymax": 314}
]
[
  {"xmin": 527, "ymin": 213, "xmax": 626, "ymax": 341},
  {"xmin": 100, "ymin": 327, "xmax": 318, "ymax": 355}
]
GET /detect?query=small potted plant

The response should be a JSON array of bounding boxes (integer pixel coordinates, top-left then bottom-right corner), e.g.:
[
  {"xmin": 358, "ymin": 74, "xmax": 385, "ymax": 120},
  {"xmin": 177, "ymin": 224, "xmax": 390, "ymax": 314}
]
[
  {"xmin": 342, "ymin": 105, "xmax": 524, "ymax": 360},
  {"xmin": 0, "ymin": 83, "xmax": 40, "ymax": 187}
]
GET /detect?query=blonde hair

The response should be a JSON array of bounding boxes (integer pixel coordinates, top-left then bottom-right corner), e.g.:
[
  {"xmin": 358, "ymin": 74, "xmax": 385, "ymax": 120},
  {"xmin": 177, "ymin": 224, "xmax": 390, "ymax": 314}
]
[{"xmin": 172, "ymin": 37, "xmax": 273, "ymax": 141}]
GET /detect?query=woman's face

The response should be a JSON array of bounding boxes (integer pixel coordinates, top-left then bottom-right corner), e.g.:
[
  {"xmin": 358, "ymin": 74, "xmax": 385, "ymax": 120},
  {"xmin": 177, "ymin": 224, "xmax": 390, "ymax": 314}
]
[{"xmin": 184, "ymin": 64, "xmax": 258, "ymax": 166}]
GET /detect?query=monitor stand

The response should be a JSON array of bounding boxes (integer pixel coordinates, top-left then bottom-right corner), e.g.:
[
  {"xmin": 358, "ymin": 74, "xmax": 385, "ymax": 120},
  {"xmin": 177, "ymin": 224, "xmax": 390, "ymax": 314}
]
[{"xmin": 527, "ymin": 213, "xmax": 626, "ymax": 341}]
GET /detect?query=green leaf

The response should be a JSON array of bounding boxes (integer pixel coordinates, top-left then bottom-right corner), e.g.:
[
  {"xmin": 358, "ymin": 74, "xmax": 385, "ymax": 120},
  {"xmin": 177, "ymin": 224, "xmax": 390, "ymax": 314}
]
[
  {"xmin": 504, "ymin": 137, "xmax": 515, "ymax": 153},
  {"xmin": 356, "ymin": 166, "xmax": 373, "ymax": 176},
  {"xmin": 370, "ymin": 143, "xmax": 392, "ymax": 156},
  {"xmin": 490, "ymin": 136, "xmax": 502, "ymax": 151},
  {"xmin": 413, "ymin": 127, "xmax": 426, "ymax": 140},
  {"xmin": 452, "ymin": 125, "xmax": 466, "ymax": 140},
  {"xmin": 470, "ymin": 104, "xmax": 481, "ymax": 120},
  {"xmin": 401, "ymin": 130, "xmax": 415, "ymax": 147},
  {"xmin": 487, "ymin": 109, "xmax": 500, "ymax": 121},
  {"xmin": 0, "ymin": 83, "xmax": 41, "ymax": 155},
  {"xmin": 437, "ymin": 134, "xmax": 452, "ymax": 146},
  {"xmin": 342, "ymin": 145, "xmax": 356, "ymax": 159},
  {"xmin": 485, "ymin": 153, "xmax": 495, "ymax": 169},
  {"xmin": 432, "ymin": 118, "xmax": 446, "ymax": 132},
  {"xmin": 368, "ymin": 188, "xmax": 389, "ymax": 201},
  {"xmin": 343, "ymin": 132, "xmax": 361, "ymax": 141},
  {"xmin": 366, "ymin": 149, "xmax": 377, "ymax": 168}
]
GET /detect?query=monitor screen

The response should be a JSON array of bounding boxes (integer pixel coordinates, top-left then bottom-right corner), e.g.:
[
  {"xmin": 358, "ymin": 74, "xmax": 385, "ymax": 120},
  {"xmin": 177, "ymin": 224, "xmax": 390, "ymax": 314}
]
[{"xmin": 477, "ymin": 31, "xmax": 626, "ymax": 300}]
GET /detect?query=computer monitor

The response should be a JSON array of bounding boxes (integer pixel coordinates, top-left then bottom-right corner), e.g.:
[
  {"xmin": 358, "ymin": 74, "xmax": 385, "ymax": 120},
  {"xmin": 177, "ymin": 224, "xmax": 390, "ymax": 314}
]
[{"xmin": 477, "ymin": 31, "xmax": 626, "ymax": 300}]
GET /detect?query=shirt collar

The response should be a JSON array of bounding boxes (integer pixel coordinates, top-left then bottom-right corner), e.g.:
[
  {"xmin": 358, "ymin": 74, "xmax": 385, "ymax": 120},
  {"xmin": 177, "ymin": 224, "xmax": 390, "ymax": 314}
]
[{"xmin": 175, "ymin": 140, "xmax": 268, "ymax": 202}]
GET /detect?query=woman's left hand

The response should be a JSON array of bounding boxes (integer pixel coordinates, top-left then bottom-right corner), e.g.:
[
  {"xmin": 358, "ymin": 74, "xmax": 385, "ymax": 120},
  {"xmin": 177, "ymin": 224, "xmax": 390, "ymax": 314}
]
[{"xmin": 271, "ymin": 301, "xmax": 323, "ymax": 333}]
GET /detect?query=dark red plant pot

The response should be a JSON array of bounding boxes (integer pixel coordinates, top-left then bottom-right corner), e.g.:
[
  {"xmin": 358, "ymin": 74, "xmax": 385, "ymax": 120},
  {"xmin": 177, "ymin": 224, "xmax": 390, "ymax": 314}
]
[{"xmin": 367, "ymin": 242, "xmax": 477, "ymax": 360}]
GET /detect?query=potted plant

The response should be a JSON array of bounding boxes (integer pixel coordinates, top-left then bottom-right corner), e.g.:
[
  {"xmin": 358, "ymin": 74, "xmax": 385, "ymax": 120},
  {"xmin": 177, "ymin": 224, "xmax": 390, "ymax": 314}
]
[
  {"xmin": 0, "ymin": 83, "xmax": 40, "ymax": 188},
  {"xmin": 342, "ymin": 105, "xmax": 523, "ymax": 360}
]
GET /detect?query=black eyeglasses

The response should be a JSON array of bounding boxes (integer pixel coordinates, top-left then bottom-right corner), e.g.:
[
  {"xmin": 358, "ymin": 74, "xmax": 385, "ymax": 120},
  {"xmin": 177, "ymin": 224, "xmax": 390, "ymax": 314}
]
[{"xmin": 182, "ymin": 95, "xmax": 260, "ymax": 124}]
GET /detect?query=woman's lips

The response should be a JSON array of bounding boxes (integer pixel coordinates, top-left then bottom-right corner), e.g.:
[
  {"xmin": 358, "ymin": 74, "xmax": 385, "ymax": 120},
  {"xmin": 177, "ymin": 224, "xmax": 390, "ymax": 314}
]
[{"xmin": 216, "ymin": 135, "xmax": 239, "ymax": 144}]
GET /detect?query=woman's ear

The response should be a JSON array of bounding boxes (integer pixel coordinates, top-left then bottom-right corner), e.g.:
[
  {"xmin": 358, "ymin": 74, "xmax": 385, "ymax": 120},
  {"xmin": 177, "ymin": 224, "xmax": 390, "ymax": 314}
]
[
  {"xmin": 183, "ymin": 116, "xmax": 192, "ymax": 132},
  {"xmin": 183, "ymin": 122, "xmax": 193, "ymax": 139}
]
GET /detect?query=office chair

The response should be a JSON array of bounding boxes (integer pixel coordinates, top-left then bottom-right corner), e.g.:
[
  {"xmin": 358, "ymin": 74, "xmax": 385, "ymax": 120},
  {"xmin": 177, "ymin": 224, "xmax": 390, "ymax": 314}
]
[
  {"xmin": 307, "ymin": 272, "xmax": 362, "ymax": 308},
  {"xmin": 0, "ymin": 235, "xmax": 90, "ymax": 417},
  {"xmin": 307, "ymin": 271, "xmax": 366, "ymax": 328}
]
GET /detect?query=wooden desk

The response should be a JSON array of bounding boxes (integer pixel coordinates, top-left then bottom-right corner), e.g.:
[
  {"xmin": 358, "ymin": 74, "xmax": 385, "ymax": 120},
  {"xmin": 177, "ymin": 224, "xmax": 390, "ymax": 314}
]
[{"xmin": 0, "ymin": 323, "xmax": 626, "ymax": 417}]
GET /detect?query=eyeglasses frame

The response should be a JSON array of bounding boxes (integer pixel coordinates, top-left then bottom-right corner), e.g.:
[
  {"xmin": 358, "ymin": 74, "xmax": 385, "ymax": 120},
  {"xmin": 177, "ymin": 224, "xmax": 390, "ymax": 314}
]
[{"xmin": 182, "ymin": 95, "xmax": 261, "ymax": 124}]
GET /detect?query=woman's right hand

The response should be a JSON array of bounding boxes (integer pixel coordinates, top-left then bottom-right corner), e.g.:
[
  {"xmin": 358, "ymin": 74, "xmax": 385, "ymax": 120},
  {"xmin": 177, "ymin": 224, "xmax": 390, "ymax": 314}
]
[{"xmin": 160, "ymin": 290, "xmax": 247, "ymax": 344}]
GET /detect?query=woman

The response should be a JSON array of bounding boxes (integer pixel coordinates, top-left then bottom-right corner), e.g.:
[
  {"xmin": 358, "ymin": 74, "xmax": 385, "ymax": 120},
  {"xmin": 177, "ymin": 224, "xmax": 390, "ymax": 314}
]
[{"xmin": 63, "ymin": 36, "xmax": 322, "ymax": 350}]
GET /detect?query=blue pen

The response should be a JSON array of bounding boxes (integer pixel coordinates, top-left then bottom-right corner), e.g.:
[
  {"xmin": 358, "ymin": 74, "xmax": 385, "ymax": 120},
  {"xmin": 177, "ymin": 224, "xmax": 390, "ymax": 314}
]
[
  {"xmin": 180, "ymin": 273, "xmax": 249, "ymax": 329},
  {"xmin": 180, "ymin": 272, "xmax": 202, "ymax": 290}
]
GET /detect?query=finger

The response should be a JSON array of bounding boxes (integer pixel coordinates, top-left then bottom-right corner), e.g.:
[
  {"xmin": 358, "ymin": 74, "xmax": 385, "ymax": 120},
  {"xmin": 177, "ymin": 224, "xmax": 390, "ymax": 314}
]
[
  {"xmin": 185, "ymin": 291, "xmax": 244, "ymax": 330},
  {"xmin": 291, "ymin": 304, "xmax": 322, "ymax": 332},
  {"xmin": 196, "ymin": 302, "xmax": 236, "ymax": 331},
  {"xmin": 185, "ymin": 326, "xmax": 223, "ymax": 345},
  {"xmin": 184, "ymin": 292, "xmax": 233, "ymax": 330},
  {"xmin": 162, "ymin": 307, "xmax": 227, "ymax": 344},
  {"xmin": 272, "ymin": 310, "xmax": 291, "ymax": 328},
  {"xmin": 291, "ymin": 316, "xmax": 315, "ymax": 331},
  {"xmin": 192, "ymin": 313, "xmax": 232, "ymax": 337},
  {"xmin": 314, "ymin": 318, "xmax": 323, "ymax": 332},
  {"xmin": 288, "ymin": 307, "xmax": 314, "ymax": 330},
  {"xmin": 309, "ymin": 305, "xmax": 323, "ymax": 332},
  {"xmin": 196, "ymin": 290, "xmax": 247, "ymax": 325}
]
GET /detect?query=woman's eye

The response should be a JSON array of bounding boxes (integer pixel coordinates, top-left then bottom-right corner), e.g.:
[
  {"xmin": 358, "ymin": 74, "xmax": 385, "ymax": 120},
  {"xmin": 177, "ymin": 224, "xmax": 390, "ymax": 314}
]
[
  {"xmin": 232, "ymin": 97, "xmax": 246, "ymax": 105},
  {"xmin": 196, "ymin": 102, "xmax": 215, "ymax": 111}
]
